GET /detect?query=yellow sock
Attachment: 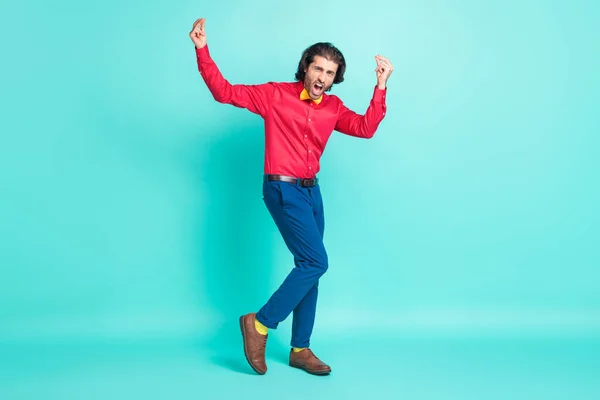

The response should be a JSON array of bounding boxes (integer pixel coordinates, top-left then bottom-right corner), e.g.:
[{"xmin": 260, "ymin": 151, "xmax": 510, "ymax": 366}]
[
  {"xmin": 292, "ymin": 347, "xmax": 307, "ymax": 353},
  {"xmin": 254, "ymin": 318, "xmax": 268, "ymax": 336}
]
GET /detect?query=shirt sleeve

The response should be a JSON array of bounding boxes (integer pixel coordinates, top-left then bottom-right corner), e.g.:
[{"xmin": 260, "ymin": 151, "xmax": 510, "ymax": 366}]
[
  {"xmin": 334, "ymin": 86, "xmax": 387, "ymax": 138},
  {"xmin": 195, "ymin": 46, "xmax": 274, "ymax": 117}
]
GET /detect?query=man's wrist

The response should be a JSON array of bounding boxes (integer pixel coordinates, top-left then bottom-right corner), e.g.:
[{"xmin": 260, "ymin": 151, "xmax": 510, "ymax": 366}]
[{"xmin": 376, "ymin": 82, "xmax": 387, "ymax": 90}]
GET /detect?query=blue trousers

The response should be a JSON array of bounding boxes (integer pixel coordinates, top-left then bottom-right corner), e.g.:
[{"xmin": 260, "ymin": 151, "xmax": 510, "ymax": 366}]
[{"xmin": 256, "ymin": 177, "xmax": 327, "ymax": 348}]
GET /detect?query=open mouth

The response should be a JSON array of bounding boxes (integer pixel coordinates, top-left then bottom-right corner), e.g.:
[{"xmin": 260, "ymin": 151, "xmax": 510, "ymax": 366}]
[{"xmin": 312, "ymin": 82, "xmax": 324, "ymax": 95}]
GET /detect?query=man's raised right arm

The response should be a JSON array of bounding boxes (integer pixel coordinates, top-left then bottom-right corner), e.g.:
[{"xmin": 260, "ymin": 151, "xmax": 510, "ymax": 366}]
[{"xmin": 189, "ymin": 18, "xmax": 272, "ymax": 117}]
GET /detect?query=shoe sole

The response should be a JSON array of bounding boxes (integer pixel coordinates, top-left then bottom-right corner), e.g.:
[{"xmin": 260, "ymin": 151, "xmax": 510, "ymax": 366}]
[
  {"xmin": 289, "ymin": 361, "xmax": 331, "ymax": 376},
  {"xmin": 239, "ymin": 315, "xmax": 266, "ymax": 375}
]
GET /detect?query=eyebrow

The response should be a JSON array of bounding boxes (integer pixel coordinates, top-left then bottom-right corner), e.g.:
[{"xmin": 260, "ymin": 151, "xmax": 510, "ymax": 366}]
[{"xmin": 314, "ymin": 65, "xmax": 336, "ymax": 74}]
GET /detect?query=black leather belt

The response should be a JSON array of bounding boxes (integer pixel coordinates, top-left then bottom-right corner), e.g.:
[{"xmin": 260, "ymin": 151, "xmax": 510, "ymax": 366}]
[{"xmin": 264, "ymin": 174, "xmax": 319, "ymax": 187}]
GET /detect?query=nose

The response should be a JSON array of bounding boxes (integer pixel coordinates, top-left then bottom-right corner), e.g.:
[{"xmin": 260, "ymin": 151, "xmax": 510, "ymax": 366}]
[{"xmin": 318, "ymin": 72, "xmax": 327, "ymax": 82}]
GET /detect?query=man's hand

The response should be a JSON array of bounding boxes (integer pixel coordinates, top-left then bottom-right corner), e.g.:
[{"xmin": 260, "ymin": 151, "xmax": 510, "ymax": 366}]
[
  {"xmin": 190, "ymin": 18, "xmax": 207, "ymax": 49},
  {"xmin": 374, "ymin": 55, "xmax": 393, "ymax": 90}
]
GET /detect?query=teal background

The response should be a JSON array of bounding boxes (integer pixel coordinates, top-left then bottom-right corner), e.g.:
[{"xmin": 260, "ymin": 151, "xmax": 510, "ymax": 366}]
[{"xmin": 1, "ymin": 0, "xmax": 599, "ymax": 398}]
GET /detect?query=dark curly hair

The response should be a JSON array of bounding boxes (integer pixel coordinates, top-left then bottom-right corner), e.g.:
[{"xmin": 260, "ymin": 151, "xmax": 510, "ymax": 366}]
[{"xmin": 295, "ymin": 42, "xmax": 346, "ymax": 87}]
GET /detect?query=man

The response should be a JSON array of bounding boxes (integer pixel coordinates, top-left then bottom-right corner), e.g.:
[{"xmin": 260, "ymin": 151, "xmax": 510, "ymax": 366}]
[{"xmin": 189, "ymin": 17, "xmax": 393, "ymax": 376}]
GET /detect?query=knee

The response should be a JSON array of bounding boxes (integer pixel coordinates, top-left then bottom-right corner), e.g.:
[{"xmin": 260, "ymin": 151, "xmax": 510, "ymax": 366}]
[
  {"xmin": 312, "ymin": 252, "xmax": 328, "ymax": 275},
  {"xmin": 298, "ymin": 250, "xmax": 328, "ymax": 276}
]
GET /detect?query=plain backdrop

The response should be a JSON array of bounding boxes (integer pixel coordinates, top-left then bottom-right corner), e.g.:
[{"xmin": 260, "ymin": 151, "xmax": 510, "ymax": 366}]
[{"xmin": 1, "ymin": 0, "xmax": 599, "ymax": 398}]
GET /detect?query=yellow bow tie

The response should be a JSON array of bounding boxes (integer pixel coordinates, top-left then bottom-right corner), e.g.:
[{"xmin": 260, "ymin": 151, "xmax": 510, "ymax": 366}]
[{"xmin": 300, "ymin": 88, "xmax": 323, "ymax": 105}]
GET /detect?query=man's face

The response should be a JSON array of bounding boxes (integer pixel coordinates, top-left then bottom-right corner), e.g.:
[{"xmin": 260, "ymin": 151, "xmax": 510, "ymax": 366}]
[{"xmin": 303, "ymin": 55, "xmax": 338, "ymax": 100}]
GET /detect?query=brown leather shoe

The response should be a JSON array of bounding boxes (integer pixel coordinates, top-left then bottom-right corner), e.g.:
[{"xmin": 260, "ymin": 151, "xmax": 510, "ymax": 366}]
[
  {"xmin": 239, "ymin": 313, "xmax": 268, "ymax": 375},
  {"xmin": 289, "ymin": 348, "xmax": 331, "ymax": 375}
]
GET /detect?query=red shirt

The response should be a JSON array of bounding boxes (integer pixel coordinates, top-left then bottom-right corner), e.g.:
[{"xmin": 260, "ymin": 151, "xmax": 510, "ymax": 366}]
[{"xmin": 196, "ymin": 46, "xmax": 387, "ymax": 178}]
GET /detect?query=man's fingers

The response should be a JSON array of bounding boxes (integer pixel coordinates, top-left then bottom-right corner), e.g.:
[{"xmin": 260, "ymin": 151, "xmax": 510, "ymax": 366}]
[
  {"xmin": 374, "ymin": 54, "xmax": 394, "ymax": 81},
  {"xmin": 376, "ymin": 57, "xmax": 393, "ymax": 69},
  {"xmin": 192, "ymin": 18, "xmax": 205, "ymax": 32},
  {"xmin": 375, "ymin": 59, "xmax": 391, "ymax": 69},
  {"xmin": 193, "ymin": 22, "xmax": 205, "ymax": 36},
  {"xmin": 379, "ymin": 63, "xmax": 393, "ymax": 73},
  {"xmin": 191, "ymin": 27, "xmax": 203, "ymax": 37},
  {"xmin": 375, "ymin": 66, "xmax": 393, "ymax": 77},
  {"xmin": 375, "ymin": 55, "xmax": 393, "ymax": 69},
  {"xmin": 190, "ymin": 18, "xmax": 207, "ymax": 43}
]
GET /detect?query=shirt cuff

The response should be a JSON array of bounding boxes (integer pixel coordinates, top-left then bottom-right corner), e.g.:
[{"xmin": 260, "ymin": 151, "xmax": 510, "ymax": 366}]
[
  {"xmin": 372, "ymin": 85, "xmax": 387, "ymax": 102},
  {"xmin": 195, "ymin": 45, "xmax": 210, "ymax": 60}
]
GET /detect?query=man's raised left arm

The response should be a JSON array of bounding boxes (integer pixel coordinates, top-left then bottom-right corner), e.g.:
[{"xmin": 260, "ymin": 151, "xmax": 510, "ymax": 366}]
[{"xmin": 335, "ymin": 55, "xmax": 394, "ymax": 139}]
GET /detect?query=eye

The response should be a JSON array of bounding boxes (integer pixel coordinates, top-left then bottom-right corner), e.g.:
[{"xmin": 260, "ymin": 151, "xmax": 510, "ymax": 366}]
[{"xmin": 327, "ymin": 71, "xmax": 335, "ymax": 76}]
